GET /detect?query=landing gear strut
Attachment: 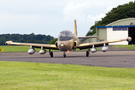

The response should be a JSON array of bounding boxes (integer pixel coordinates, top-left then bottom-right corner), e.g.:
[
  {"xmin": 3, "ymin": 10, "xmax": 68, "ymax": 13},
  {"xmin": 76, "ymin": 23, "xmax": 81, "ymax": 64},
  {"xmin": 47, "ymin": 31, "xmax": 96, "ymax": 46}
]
[{"xmin": 63, "ymin": 52, "xmax": 66, "ymax": 58}]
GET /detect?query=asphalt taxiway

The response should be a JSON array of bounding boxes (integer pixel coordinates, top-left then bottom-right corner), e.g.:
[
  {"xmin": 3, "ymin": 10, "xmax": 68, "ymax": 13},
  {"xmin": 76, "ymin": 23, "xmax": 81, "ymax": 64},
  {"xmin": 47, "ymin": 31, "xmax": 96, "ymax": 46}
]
[{"xmin": 0, "ymin": 51, "xmax": 135, "ymax": 68}]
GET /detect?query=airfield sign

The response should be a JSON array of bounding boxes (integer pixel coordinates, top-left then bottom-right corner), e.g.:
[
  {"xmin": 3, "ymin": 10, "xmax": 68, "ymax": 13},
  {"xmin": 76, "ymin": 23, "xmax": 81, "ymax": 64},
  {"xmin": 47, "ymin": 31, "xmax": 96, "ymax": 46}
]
[{"xmin": 0, "ymin": 49, "xmax": 4, "ymax": 51}]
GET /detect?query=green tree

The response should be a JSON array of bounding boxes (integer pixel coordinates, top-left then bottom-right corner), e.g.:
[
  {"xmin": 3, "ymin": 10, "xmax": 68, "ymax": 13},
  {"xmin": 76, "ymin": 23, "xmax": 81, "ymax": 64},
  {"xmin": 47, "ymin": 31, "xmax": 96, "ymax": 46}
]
[
  {"xmin": 49, "ymin": 38, "xmax": 57, "ymax": 44},
  {"xmin": 86, "ymin": 1, "xmax": 135, "ymax": 36},
  {"xmin": 0, "ymin": 38, "xmax": 6, "ymax": 45},
  {"xmin": 0, "ymin": 33, "xmax": 54, "ymax": 45}
]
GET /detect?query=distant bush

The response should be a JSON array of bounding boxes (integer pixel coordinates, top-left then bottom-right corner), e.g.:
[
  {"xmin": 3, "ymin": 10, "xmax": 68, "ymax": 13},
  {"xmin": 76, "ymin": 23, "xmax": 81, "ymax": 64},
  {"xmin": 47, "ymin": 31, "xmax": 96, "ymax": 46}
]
[{"xmin": 0, "ymin": 33, "xmax": 54, "ymax": 45}]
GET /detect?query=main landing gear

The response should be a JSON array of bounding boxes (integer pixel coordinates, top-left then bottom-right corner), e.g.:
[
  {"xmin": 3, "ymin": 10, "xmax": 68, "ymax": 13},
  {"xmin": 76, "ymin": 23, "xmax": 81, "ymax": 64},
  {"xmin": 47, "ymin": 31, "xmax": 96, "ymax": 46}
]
[
  {"xmin": 49, "ymin": 49, "xmax": 66, "ymax": 58},
  {"xmin": 86, "ymin": 48, "xmax": 90, "ymax": 57},
  {"xmin": 50, "ymin": 52, "xmax": 53, "ymax": 57},
  {"xmin": 49, "ymin": 49, "xmax": 90, "ymax": 57},
  {"xmin": 49, "ymin": 49, "xmax": 53, "ymax": 57}
]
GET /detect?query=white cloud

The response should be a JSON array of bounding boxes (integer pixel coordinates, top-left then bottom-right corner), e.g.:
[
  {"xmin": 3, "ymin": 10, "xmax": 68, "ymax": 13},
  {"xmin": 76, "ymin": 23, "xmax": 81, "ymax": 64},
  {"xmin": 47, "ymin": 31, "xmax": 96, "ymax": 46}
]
[
  {"xmin": 0, "ymin": 0, "xmax": 133, "ymax": 37},
  {"xmin": 106, "ymin": 5, "xmax": 117, "ymax": 12},
  {"xmin": 0, "ymin": 11, "xmax": 63, "ymax": 37},
  {"xmin": 87, "ymin": 13, "xmax": 105, "ymax": 22},
  {"xmin": 63, "ymin": 1, "xmax": 91, "ymax": 21},
  {"xmin": 63, "ymin": 1, "xmax": 106, "ymax": 26},
  {"xmin": 0, "ymin": 11, "xmax": 40, "ymax": 24}
]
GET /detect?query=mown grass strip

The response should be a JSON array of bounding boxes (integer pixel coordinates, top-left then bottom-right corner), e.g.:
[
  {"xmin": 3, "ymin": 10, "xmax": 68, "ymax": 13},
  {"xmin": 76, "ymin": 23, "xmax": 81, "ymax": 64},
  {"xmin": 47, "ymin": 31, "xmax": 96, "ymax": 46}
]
[
  {"xmin": 0, "ymin": 46, "xmax": 53, "ymax": 52},
  {"xmin": 0, "ymin": 46, "xmax": 31, "ymax": 52},
  {"xmin": 0, "ymin": 45, "xmax": 134, "ymax": 53},
  {"xmin": 0, "ymin": 46, "xmax": 101, "ymax": 52},
  {"xmin": 113, "ymin": 45, "xmax": 135, "ymax": 50},
  {"xmin": 0, "ymin": 61, "xmax": 135, "ymax": 90}
]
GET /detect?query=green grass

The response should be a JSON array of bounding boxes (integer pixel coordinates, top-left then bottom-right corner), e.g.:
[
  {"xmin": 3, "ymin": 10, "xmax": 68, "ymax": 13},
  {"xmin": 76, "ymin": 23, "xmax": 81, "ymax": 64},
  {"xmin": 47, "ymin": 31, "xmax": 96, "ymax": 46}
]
[
  {"xmin": 0, "ymin": 46, "xmax": 54, "ymax": 52},
  {"xmin": 0, "ymin": 45, "xmax": 134, "ymax": 52},
  {"xmin": 0, "ymin": 61, "xmax": 135, "ymax": 90},
  {"xmin": 0, "ymin": 46, "xmax": 100, "ymax": 52},
  {"xmin": 113, "ymin": 45, "xmax": 135, "ymax": 50},
  {"xmin": 0, "ymin": 46, "xmax": 32, "ymax": 52}
]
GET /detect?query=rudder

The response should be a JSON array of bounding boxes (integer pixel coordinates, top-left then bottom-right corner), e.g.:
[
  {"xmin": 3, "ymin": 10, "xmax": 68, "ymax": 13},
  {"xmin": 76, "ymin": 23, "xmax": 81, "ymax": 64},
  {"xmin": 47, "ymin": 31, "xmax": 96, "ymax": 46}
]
[{"xmin": 74, "ymin": 19, "xmax": 77, "ymax": 36}]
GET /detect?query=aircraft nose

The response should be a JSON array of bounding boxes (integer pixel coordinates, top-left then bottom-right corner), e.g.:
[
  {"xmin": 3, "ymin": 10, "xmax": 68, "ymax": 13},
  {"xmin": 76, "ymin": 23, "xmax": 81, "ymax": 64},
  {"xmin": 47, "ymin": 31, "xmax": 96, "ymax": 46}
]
[
  {"xmin": 58, "ymin": 41, "xmax": 71, "ymax": 51},
  {"xmin": 60, "ymin": 43, "xmax": 65, "ymax": 47}
]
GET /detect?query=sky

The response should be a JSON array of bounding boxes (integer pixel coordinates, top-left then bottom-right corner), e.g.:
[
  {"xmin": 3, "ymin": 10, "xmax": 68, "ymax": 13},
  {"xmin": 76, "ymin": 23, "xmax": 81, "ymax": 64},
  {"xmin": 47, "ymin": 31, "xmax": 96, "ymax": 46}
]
[{"xmin": 0, "ymin": 0, "xmax": 134, "ymax": 37}]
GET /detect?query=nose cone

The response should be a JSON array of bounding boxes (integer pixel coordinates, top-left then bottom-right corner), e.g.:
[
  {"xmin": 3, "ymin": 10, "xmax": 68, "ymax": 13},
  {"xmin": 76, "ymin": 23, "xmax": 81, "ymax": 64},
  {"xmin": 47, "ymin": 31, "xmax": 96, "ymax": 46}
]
[
  {"xmin": 58, "ymin": 41, "xmax": 71, "ymax": 51},
  {"xmin": 60, "ymin": 43, "xmax": 65, "ymax": 47}
]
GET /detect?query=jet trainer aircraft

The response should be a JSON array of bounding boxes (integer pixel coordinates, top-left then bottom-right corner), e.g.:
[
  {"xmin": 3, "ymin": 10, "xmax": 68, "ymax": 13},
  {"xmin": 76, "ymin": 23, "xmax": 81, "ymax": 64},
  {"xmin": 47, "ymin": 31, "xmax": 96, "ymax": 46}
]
[{"xmin": 6, "ymin": 20, "xmax": 132, "ymax": 57}]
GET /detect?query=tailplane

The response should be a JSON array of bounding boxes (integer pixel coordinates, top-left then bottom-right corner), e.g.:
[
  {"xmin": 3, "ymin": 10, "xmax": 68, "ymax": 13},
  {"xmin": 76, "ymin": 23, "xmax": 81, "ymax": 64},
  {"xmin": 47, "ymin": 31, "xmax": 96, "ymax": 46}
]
[{"xmin": 74, "ymin": 19, "xmax": 77, "ymax": 36}]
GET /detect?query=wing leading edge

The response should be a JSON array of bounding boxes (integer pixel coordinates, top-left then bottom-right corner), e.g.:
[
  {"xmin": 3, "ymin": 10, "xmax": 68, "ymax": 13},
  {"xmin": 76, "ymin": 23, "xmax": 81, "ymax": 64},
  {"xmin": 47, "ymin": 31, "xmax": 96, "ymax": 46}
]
[
  {"xmin": 77, "ymin": 37, "xmax": 132, "ymax": 49},
  {"xmin": 6, "ymin": 37, "xmax": 131, "ymax": 50},
  {"xmin": 5, "ymin": 41, "xmax": 59, "ymax": 50}
]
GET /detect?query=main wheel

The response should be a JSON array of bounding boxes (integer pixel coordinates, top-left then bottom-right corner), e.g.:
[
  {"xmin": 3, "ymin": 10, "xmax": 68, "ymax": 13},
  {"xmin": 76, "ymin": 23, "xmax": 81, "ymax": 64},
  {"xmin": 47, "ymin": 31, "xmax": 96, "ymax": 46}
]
[
  {"xmin": 86, "ymin": 51, "xmax": 89, "ymax": 57},
  {"xmin": 63, "ymin": 53, "xmax": 66, "ymax": 58},
  {"xmin": 50, "ymin": 52, "xmax": 53, "ymax": 57}
]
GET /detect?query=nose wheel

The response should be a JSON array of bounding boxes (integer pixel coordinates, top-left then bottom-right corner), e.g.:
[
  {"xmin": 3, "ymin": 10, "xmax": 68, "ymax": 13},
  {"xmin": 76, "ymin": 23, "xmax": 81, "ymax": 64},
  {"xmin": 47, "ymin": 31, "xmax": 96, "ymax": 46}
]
[{"xmin": 63, "ymin": 52, "xmax": 66, "ymax": 58}]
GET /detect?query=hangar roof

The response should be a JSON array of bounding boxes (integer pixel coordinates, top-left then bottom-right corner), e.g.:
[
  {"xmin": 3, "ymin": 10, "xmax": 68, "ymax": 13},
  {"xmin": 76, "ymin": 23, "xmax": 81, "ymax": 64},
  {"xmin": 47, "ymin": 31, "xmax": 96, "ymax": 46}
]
[
  {"xmin": 97, "ymin": 25, "xmax": 135, "ymax": 28},
  {"xmin": 107, "ymin": 18, "xmax": 135, "ymax": 26}
]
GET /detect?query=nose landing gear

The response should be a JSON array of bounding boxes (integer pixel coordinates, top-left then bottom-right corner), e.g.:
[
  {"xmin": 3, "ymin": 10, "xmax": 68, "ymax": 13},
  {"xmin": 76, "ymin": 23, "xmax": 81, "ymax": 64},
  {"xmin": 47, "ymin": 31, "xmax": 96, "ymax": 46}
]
[{"xmin": 63, "ymin": 52, "xmax": 66, "ymax": 58}]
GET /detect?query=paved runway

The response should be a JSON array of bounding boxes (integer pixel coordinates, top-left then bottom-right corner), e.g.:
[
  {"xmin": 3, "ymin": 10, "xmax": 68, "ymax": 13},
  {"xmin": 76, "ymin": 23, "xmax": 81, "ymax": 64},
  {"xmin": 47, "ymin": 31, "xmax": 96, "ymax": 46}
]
[{"xmin": 0, "ymin": 51, "xmax": 135, "ymax": 68}]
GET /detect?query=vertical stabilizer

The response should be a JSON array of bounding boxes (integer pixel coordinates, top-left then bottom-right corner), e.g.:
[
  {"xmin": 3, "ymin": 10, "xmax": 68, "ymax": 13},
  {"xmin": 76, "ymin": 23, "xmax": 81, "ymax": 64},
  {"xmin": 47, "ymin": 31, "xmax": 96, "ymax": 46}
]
[{"xmin": 74, "ymin": 19, "xmax": 77, "ymax": 36}]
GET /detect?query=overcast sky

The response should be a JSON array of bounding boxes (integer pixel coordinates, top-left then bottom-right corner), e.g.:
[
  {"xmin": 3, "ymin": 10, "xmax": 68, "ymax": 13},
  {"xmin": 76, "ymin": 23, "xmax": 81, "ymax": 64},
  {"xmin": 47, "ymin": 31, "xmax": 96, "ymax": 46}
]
[{"xmin": 0, "ymin": 0, "xmax": 134, "ymax": 37}]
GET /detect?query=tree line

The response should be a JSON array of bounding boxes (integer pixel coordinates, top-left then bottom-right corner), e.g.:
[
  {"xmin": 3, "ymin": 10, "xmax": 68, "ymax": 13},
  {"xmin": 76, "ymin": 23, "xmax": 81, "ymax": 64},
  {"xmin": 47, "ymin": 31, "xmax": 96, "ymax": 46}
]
[
  {"xmin": 86, "ymin": 1, "xmax": 135, "ymax": 36},
  {"xmin": 0, "ymin": 33, "xmax": 54, "ymax": 45}
]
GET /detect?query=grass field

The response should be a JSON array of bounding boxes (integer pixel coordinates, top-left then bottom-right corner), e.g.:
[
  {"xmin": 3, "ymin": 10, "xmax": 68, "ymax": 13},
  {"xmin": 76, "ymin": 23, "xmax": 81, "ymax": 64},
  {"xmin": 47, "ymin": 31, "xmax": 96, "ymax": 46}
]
[
  {"xmin": 0, "ymin": 45, "xmax": 135, "ymax": 89},
  {"xmin": 0, "ymin": 46, "xmax": 51, "ymax": 52},
  {"xmin": 2, "ymin": 45, "xmax": 135, "ymax": 52},
  {"xmin": 113, "ymin": 45, "xmax": 135, "ymax": 50},
  {"xmin": 0, "ymin": 46, "xmax": 32, "ymax": 52},
  {"xmin": 0, "ymin": 46, "xmax": 100, "ymax": 52},
  {"xmin": 0, "ymin": 61, "xmax": 135, "ymax": 90}
]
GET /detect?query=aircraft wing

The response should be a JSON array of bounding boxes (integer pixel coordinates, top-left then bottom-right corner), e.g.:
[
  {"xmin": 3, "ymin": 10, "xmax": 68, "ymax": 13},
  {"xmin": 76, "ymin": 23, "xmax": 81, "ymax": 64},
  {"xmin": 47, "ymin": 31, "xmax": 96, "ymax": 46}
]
[
  {"xmin": 77, "ymin": 37, "xmax": 132, "ymax": 49},
  {"xmin": 5, "ymin": 41, "xmax": 59, "ymax": 50}
]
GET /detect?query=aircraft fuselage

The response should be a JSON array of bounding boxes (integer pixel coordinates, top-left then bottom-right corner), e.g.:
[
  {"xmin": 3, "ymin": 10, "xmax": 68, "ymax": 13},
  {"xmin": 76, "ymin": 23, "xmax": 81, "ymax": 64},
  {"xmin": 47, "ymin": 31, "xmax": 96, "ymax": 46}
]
[{"xmin": 56, "ymin": 30, "xmax": 79, "ymax": 51}]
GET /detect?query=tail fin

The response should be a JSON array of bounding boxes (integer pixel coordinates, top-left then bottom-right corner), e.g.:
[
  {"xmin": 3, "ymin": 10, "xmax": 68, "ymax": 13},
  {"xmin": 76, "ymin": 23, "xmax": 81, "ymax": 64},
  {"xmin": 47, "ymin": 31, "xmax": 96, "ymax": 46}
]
[{"xmin": 74, "ymin": 19, "xmax": 77, "ymax": 36}]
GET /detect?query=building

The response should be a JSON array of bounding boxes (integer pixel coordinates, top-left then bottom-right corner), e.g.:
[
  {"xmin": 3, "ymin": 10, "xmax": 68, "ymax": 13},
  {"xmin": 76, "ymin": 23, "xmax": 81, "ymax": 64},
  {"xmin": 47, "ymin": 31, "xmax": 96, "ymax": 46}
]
[{"xmin": 94, "ymin": 18, "xmax": 135, "ymax": 45}]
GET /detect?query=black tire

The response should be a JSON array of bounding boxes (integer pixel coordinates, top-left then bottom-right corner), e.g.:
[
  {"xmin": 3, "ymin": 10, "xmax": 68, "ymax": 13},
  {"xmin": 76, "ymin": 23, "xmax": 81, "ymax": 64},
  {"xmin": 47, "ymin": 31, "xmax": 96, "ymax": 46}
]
[
  {"xmin": 63, "ymin": 53, "xmax": 66, "ymax": 58},
  {"xmin": 50, "ymin": 52, "xmax": 53, "ymax": 57},
  {"xmin": 86, "ymin": 51, "xmax": 89, "ymax": 57}
]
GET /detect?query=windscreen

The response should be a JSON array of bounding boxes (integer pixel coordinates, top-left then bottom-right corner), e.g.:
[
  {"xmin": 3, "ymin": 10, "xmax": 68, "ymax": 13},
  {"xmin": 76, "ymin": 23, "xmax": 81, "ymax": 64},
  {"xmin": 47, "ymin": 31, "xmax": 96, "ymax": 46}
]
[{"xmin": 58, "ymin": 31, "xmax": 73, "ymax": 41}]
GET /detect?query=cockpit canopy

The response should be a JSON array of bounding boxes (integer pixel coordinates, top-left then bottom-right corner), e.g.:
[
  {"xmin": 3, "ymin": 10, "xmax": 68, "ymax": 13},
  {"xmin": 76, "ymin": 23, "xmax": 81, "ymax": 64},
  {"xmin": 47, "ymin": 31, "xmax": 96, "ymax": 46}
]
[{"xmin": 58, "ymin": 30, "xmax": 73, "ymax": 41}]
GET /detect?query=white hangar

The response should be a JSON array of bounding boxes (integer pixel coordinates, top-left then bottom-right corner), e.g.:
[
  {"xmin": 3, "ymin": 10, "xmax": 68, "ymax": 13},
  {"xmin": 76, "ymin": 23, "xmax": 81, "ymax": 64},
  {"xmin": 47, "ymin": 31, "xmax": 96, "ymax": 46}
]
[{"xmin": 94, "ymin": 18, "xmax": 135, "ymax": 45}]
